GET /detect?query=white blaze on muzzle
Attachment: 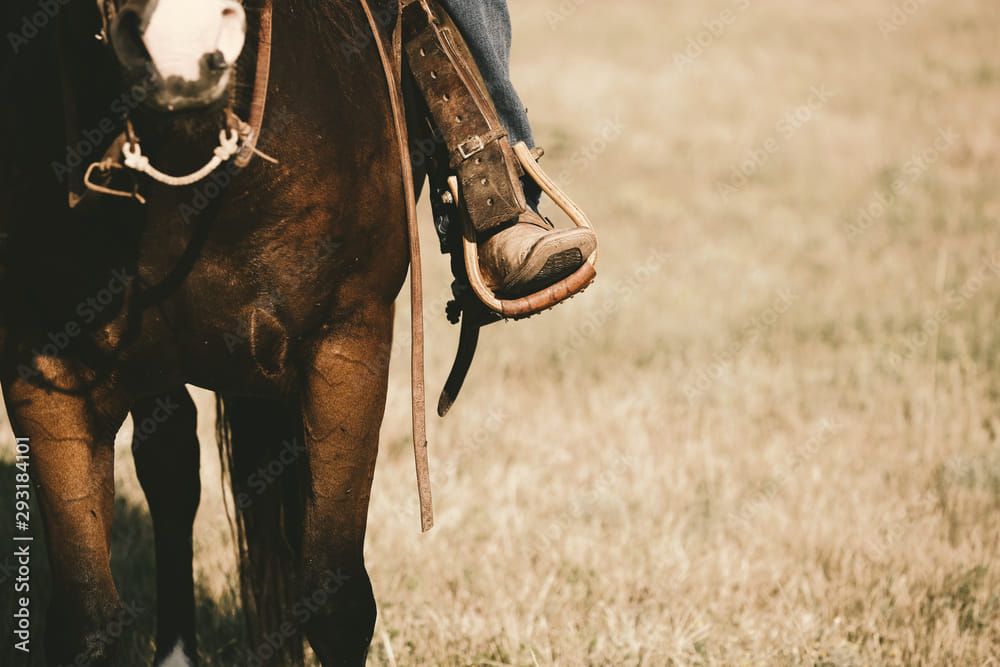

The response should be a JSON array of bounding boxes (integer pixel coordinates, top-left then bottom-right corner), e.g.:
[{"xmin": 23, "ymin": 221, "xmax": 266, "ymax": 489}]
[{"xmin": 142, "ymin": 0, "xmax": 246, "ymax": 83}]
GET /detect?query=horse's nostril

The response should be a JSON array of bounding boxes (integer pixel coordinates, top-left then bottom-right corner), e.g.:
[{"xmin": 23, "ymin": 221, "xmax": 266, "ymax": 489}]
[{"xmin": 206, "ymin": 50, "xmax": 228, "ymax": 72}]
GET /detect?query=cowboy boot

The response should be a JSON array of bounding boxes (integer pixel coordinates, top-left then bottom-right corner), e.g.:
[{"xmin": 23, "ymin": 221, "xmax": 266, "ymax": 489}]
[
  {"xmin": 404, "ymin": 0, "xmax": 597, "ymax": 303},
  {"xmin": 478, "ymin": 209, "xmax": 597, "ymax": 298}
]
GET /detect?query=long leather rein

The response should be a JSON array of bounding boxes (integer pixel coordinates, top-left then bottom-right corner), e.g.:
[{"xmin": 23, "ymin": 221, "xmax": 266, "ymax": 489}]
[{"xmin": 356, "ymin": 0, "xmax": 433, "ymax": 532}]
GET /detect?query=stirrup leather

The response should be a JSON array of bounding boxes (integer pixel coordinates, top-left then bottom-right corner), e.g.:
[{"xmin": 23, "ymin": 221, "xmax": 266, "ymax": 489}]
[{"xmin": 403, "ymin": 0, "xmax": 527, "ymax": 234}]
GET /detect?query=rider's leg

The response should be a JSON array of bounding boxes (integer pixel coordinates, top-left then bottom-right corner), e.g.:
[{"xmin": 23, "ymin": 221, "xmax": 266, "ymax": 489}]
[
  {"xmin": 422, "ymin": 0, "xmax": 595, "ymax": 298},
  {"xmin": 438, "ymin": 0, "xmax": 536, "ymax": 195}
]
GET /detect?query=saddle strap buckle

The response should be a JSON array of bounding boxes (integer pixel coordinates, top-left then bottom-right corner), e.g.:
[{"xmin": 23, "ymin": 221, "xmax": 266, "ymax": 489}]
[
  {"xmin": 457, "ymin": 135, "xmax": 485, "ymax": 160},
  {"xmin": 455, "ymin": 127, "xmax": 508, "ymax": 163}
]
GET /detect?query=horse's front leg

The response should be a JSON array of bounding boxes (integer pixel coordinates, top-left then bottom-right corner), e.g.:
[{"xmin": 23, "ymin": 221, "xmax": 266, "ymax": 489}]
[
  {"xmin": 131, "ymin": 388, "xmax": 201, "ymax": 666},
  {"xmin": 2, "ymin": 369, "xmax": 129, "ymax": 666},
  {"xmin": 300, "ymin": 303, "xmax": 394, "ymax": 666}
]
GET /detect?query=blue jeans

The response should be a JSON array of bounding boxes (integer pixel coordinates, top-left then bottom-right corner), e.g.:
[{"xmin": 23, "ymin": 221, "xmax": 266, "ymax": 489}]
[
  {"xmin": 438, "ymin": 0, "xmax": 541, "ymax": 212},
  {"xmin": 439, "ymin": 0, "xmax": 535, "ymax": 149}
]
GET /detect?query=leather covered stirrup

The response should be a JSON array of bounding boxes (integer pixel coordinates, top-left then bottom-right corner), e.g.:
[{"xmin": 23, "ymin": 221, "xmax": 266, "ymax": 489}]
[{"xmin": 449, "ymin": 142, "xmax": 598, "ymax": 319}]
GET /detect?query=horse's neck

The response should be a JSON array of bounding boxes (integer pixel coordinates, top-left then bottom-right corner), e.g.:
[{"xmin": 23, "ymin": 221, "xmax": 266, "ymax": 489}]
[{"xmin": 265, "ymin": 0, "xmax": 398, "ymax": 118}]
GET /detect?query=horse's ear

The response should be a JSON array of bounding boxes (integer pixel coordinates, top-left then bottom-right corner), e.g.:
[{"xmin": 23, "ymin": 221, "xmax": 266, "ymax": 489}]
[{"xmin": 109, "ymin": 5, "xmax": 150, "ymax": 74}]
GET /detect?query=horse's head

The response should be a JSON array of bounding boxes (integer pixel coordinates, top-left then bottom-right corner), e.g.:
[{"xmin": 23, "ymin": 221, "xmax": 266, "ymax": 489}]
[{"xmin": 110, "ymin": 0, "xmax": 247, "ymax": 112}]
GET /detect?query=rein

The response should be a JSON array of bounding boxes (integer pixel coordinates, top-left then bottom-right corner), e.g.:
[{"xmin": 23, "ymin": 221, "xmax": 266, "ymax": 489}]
[
  {"xmin": 82, "ymin": 0, "xmax": 434, "ymax": 531},
  {"xmin": 358, "ymin": 0, "xmax": 433, "ymax": 532},
  {"xmin": 234, "ymin": 0, "xmax": 273, "ymax": 168}
]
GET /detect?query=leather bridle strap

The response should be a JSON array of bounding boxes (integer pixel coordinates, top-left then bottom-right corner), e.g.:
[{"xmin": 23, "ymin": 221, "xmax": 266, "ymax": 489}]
[
  {"xmin": 234, "ymin": 0, "xmax": 273, "ymax": 168},
  {"xmin": 95, "ymin": 0, "xmax": 117, "ymax": 44},
  {"xmin": 359, "ymin": 0, "xmax": 433, "ymax": 532}
]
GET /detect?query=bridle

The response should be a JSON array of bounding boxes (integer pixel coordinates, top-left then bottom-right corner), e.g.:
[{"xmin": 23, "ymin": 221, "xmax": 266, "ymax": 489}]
[{"xmin": 83, "ymin": 0, "xmax": 276, "ymax": 200}]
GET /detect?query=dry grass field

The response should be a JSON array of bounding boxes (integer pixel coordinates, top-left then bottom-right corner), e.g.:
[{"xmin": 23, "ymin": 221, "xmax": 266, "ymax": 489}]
[{"xmin": 3, "ymin": 0, "xmax": 1000, "ymax": 664}]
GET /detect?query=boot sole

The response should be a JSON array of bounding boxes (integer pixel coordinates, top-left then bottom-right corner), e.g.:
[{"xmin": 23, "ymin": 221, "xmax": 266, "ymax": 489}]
[{"xmin": 497, "ymin": 229, "xmax": 597, "ymax": 299}]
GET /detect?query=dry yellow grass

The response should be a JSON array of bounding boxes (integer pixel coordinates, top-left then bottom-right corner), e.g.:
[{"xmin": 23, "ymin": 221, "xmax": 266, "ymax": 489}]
[{"xmin": 4, "ymin": 0, "xmax": 1000, "ymax": 664}]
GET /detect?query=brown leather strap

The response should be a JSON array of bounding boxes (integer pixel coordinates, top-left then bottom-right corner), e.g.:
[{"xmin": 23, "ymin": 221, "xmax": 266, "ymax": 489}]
[
  {"xmin": 360, "ymin": 0, "xmax": 434, "ymax": 532},
  {"xmin": 437, "ymin": 300, "xmax": 497, "ymax": 417},
  {"xmin": 235, "ymin": 0, "xmax": 274, "ymax": 168},
  {"xmin": 402, "ymin": 0, "xmax": 527, "ymax": 234},
  {"xmin": 60, "ymin": 21, "xmax": 86, "ymax": 208}
]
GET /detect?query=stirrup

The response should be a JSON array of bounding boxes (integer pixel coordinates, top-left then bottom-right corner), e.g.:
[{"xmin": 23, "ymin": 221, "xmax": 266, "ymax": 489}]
[
  {"xmin": 437, "ymin": 144, "xmax": 599, "ymax": 416},
  {"xmin": 448, "ymin": 142, "xmax": 599, "ymax": 319}
]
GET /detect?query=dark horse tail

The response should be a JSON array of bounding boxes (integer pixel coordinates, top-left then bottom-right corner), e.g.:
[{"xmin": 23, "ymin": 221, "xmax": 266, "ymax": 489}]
[{"xmin": 215, "ymin": 395, "xmax": 312, "ymax": 666}]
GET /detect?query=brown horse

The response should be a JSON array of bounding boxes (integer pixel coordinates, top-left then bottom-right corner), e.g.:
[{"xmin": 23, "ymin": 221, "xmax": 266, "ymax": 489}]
[{"xmin": 1, "ymin": 0, "xmax": 416, "ymax": 664}]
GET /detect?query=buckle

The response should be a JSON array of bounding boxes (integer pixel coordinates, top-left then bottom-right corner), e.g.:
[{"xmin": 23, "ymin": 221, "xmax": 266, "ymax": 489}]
[{"xmin": 457, "ymin": 135, "xmax": 485, "ymax": 160}]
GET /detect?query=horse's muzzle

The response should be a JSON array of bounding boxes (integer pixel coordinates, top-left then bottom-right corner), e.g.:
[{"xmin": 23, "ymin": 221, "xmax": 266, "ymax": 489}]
[{"xmin": 110, "ymin": 0, "xmax": 246, "ymax": 111}]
